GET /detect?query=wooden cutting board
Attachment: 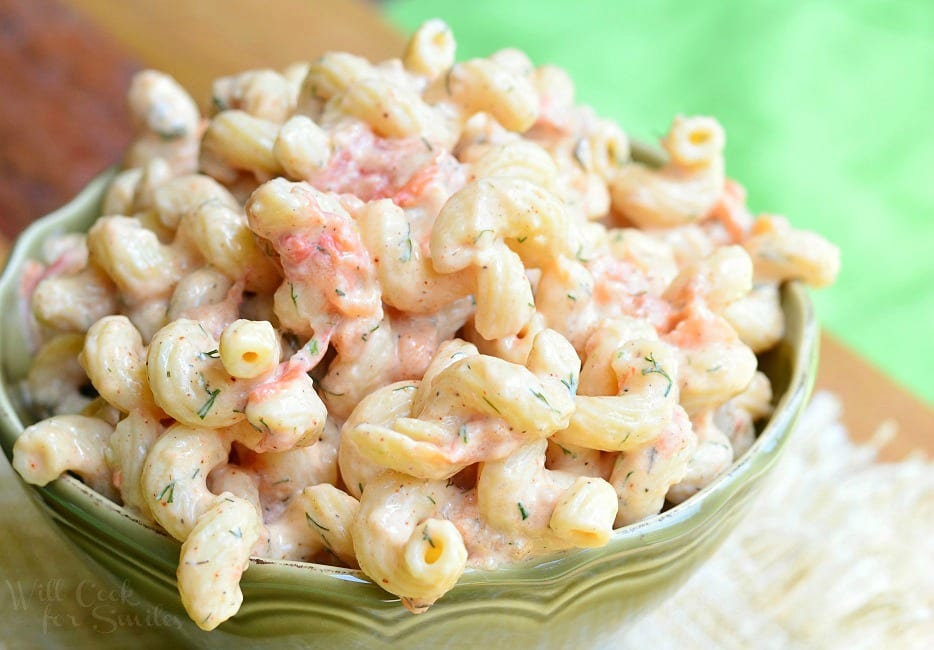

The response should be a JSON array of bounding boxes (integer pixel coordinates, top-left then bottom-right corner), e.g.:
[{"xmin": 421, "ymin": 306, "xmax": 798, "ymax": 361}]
[{"xmin": 1, "ymin": 0, "xmax": 931, "ymax": 458}]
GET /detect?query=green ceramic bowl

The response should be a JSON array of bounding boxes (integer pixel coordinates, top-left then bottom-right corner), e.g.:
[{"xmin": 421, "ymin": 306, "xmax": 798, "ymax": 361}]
[{"xmin": 0, "ymin": 171, "xmax": 818, "ymax": 649}]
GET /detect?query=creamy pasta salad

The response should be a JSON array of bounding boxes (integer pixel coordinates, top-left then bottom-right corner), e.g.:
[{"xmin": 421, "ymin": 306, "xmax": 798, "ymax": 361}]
[{"xmin": 12, "ymin": 19, "xmax": 838, "ymax": 629}]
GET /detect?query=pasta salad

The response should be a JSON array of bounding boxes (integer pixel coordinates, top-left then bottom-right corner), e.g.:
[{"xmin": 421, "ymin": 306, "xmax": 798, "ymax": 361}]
[{"xmin": 12, "ymin": 19, "xmax": 838, "ymax": 629}]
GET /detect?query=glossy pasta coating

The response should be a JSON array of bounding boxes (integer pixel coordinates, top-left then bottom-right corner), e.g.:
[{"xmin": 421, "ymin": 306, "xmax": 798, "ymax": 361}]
[{"xmin": 11, "ymin": 18, "xmax": 840, "ymax": 626}]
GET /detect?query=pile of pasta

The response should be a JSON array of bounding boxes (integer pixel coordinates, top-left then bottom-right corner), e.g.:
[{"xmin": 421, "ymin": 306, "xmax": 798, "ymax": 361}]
[{"xmin": 12, "ymin": 20, "xmax": 838, "ymax": 630}]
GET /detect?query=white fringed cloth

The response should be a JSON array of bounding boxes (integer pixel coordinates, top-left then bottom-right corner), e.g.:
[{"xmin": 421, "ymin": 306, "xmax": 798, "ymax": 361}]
[{"xmin": 618, "ymin": 391, "xmax": 934, "ymax": 649}]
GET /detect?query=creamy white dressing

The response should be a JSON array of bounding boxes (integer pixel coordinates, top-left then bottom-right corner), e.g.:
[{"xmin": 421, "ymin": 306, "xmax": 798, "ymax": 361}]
[{"xmin": 12, "ymin": 18, "xmax": 840, "ymax": 627}]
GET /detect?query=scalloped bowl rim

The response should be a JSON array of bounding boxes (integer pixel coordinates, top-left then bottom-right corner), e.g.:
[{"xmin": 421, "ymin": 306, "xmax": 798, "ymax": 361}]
[{"xmin": 0, "ymin": 169, "xmax": 818, "ymax": 631}]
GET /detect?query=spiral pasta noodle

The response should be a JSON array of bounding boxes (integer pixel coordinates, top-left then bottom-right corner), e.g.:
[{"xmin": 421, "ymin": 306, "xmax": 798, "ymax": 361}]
[{"xmin": 12, "ymin": 19, "xmax": 839, "ymax": 628}]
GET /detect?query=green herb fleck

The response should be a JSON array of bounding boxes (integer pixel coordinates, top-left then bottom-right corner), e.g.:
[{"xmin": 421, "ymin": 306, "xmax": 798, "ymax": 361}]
[
  {"xmin": 393, "ymin": 384, "xmax": 417, "ymax": 392},
  {"xmin": 229, "ymin": 527, "xmax": 243, "ymax": 539},
  {"xmin": 199, "ymin": 349, "xmax": 220, "ymax": 360},
  {"xmin": 481, "ymin": 395, "xmax": 501, "ymax": 415},
  {"xmin": 555, "ymin": 442, "xmax": 576, "ymax": 458},
  {"xmin": 641, "ymin": 353, "xmax": 673, "ymax": 397},
  {"xmin": 271, "ymin": 477, "xmax": 291, "ymax": 486},
  {"xmin": 156, "ymin": 125, "xmax": 187, "ymax": 141},
  {"xmin": 529, "ymin": 388, "xmax": 552, "ymax": 408},
  {"xmin": 473, "ymin": 229, "xmax": 494, "ymax": 244},
  {"xmin": 422, "ymin": 526, "xmax": 435, "ymax": 548},
  {"xmin": 516, "ymin": 235, "xmax": 528, "ymax": 243},
  {"xmin": 306, "ymin": 338, "xmax": 319, "ymax": 356},
  {"xmin": 567, "ymin": 293, "xmax": 577, "ymax": 301},
  {"xmin": 305, "ymin": 513, "xmax": 330, "ymax": 531},
  {"xmin": 334, "ymin": 288, "xmax": 346, "ymax": 297},
  {"xmin": 290, "ymin": 282, "xmax": 298, "ymax": 307},
  {"xmin": 624, "ymin": 470, "xmax": 635, "ymax": 483},
  {"xmin": 158, "ymin": 481, "xmax": 176, "ymax": 504},
  {"xmin": 426, "ymin": 495, "xmax": 436, "ymax": 505},
  {"xmin": 459, "ymin": 424, "xmax": 468, "ymax": 444},
  {"xmin": 361, "ymin": 324, "xmax": 380, "ymax": 342},
  {"xmin": 197, "ymin": 388, "xmax": 221, "ymax": 419},
  {"xmin": 399, "ymin": 223, "xmax": 414, "ymax": 262},
  {"xmin": 211, "ymin": 95, "xmax": 228, "ymax": 112},
  {"xmin": 421, "ymin": 136, "xmax": 433, "ymax": 152},
  {"xmin": 518, "ymin": 502, "xmax": 529, "ymax": 520},
  {"xmin": 191, "ymin": 468, "xmax": 200, "ymax": 479},
  {"xmin": 560, "ymin": 373, "xmax": 578, "ymax": 394}
]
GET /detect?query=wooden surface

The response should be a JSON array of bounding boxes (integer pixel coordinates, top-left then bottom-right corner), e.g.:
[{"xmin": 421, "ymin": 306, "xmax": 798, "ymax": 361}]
[
  {"xmin": 0, "ymin": 0, "xmax": 931, "ymax": 460},
  {"xmin": 61, "ymin": 0, "xmax": 405, "ymax": 106},
  {"xmin": 0, "ymin": 0, "xmax": 137, "ymax": 238}
]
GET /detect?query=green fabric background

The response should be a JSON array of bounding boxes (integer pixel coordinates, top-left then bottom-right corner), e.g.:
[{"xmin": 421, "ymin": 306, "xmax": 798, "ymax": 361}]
[{"xmin": 386, "ymin": 0, "xmax": 934, "ymax": 404}]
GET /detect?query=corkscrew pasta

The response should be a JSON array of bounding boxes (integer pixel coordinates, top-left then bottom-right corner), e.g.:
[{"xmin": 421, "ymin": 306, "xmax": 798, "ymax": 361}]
[{"xmin": 11, "ymin": 19, "xmax": 839, "ymax": 630}]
